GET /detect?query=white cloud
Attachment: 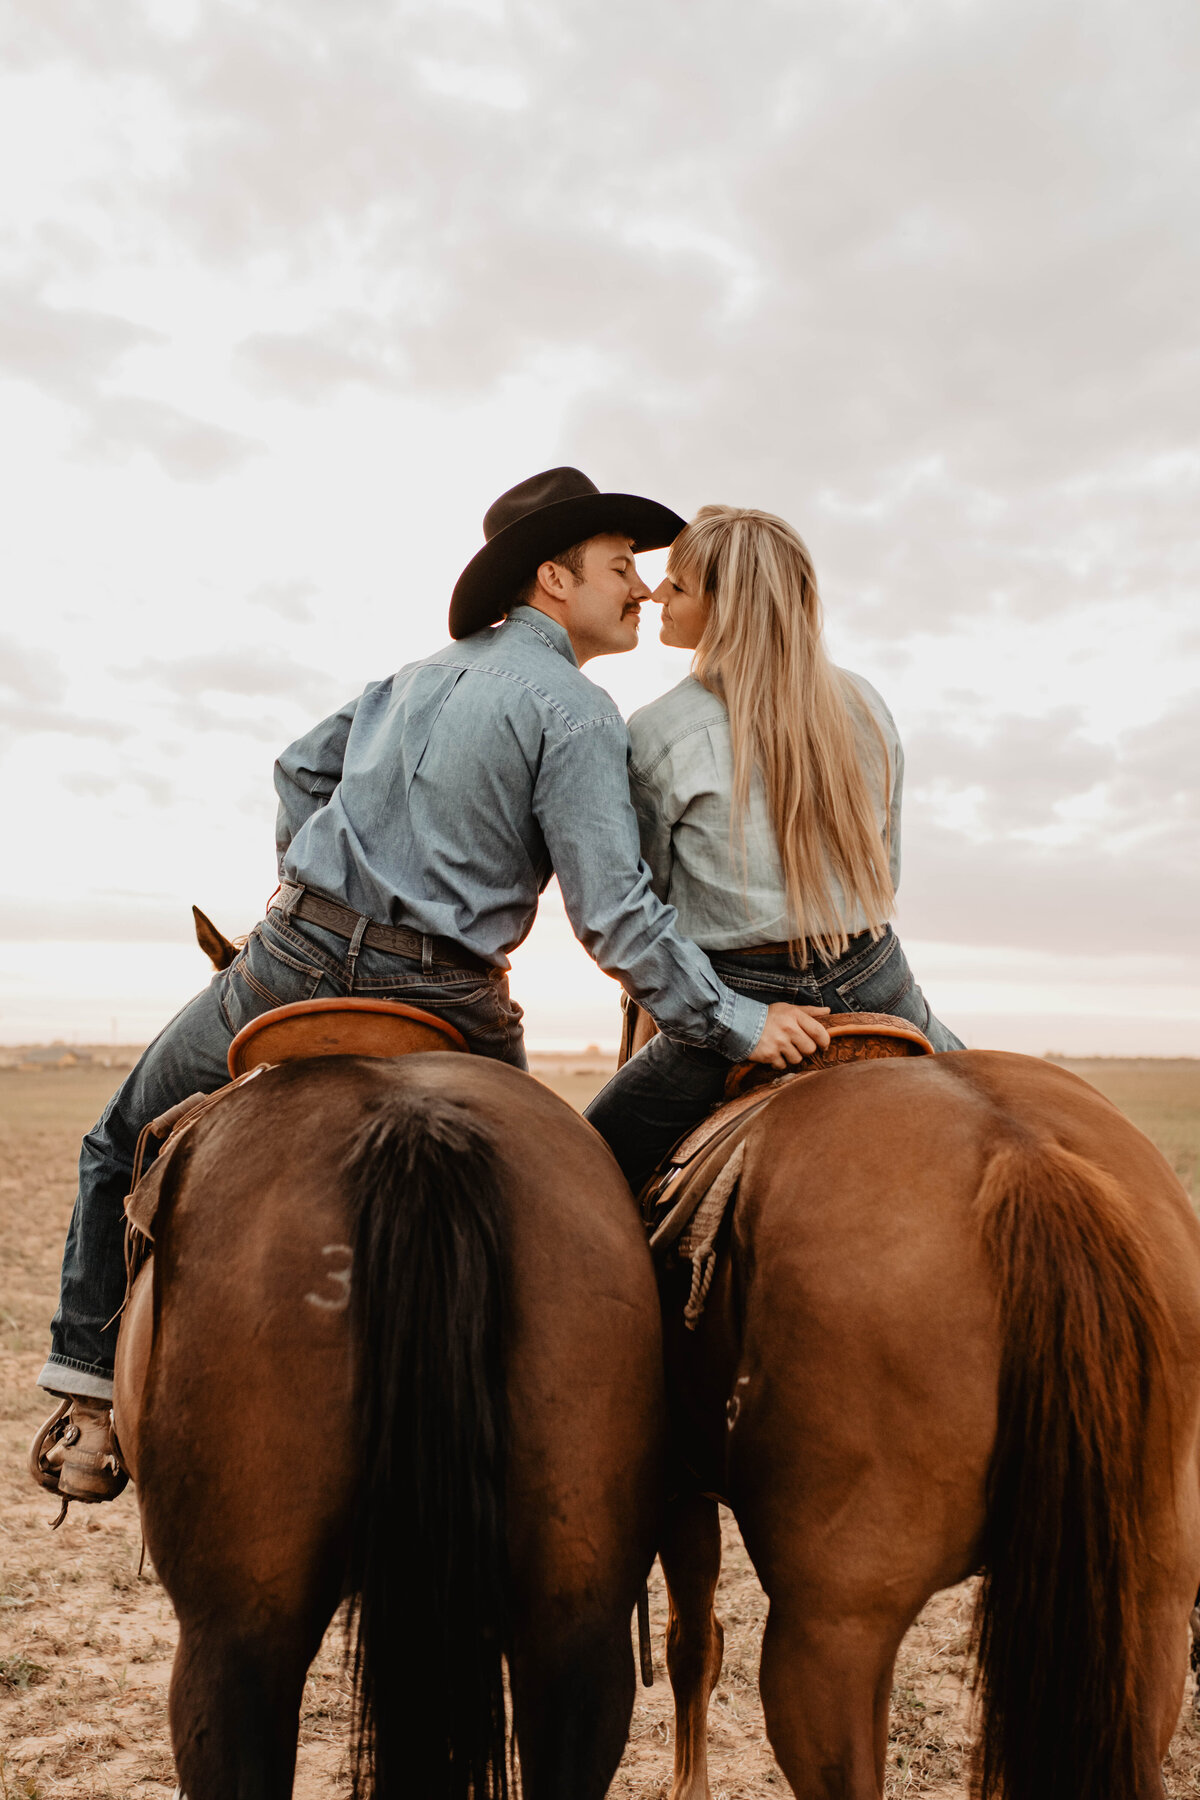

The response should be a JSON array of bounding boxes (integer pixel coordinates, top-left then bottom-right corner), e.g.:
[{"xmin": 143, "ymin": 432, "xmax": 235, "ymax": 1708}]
[
  {"xmin": 248, "ymin": 578, "xmax": 319, "ymax": 622},
  {"xmin": 80, "ymin": 392, "xmax": 263, "ymax": 479},
  {"xmin": 415, "ymin": 56, "xmax": 528, "ymax": 110},
  {"xmin": 123, "ymin": 647, "xmax": 341, "ymax": 708},
  {"xmin": 233, "ymin": 323, "xmax": 401, "ymax": 402}
]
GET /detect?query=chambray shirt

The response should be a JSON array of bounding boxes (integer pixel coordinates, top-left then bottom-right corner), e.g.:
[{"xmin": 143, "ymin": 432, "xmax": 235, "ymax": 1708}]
[
  {"xmin": 627, "ymin": 672, "xmax": 903, "ymax": 951},
  {"xmin": 274, "ymin": 607, "xmax": 768, "ymax": 1060}
]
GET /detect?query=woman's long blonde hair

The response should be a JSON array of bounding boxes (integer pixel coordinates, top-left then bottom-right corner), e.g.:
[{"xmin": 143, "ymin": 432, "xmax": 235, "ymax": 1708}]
[{"xmin": 670, "ymin": 504, "xmax": 894, "ymax": 959}]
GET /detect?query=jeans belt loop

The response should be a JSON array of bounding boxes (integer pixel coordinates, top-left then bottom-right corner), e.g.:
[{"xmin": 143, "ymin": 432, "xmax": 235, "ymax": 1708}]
[
  {"xmin": 421, "ymin": 936, "xmax": 434, "ymax": 976},
  {"xmin": 346, "ymin": 914, "xmax": 369, "ymax": 993},
  {"xmin": 277, "ymin": 882, "xmax": 304, "ymax": 919}
]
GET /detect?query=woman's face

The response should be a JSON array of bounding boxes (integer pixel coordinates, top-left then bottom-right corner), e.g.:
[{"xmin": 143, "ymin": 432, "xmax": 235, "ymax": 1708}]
[{"xmin": 653, "ymin": 567, "xmax": 709, "ymax": 650}]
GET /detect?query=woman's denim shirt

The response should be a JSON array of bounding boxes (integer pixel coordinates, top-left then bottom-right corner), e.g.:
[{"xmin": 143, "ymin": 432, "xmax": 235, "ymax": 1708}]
[
  {"xmin": 274, "ymin": 608, "xmax": 767, "ymax": 1060},
  {"xmin": 627, "ymin": 671, "xmax": 903, "ymax": 953}
]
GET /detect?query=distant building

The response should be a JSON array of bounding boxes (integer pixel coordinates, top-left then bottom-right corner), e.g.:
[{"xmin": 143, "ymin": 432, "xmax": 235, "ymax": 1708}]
[{"xmin": 18, "ymin": 1045, "xmax": 94, "ymax": 1068}]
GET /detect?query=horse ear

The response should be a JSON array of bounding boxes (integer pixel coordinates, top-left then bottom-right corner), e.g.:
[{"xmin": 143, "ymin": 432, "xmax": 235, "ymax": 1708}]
[{"xmin": 192, "ymin": 904, "xmax": 237, "ymax": 971}]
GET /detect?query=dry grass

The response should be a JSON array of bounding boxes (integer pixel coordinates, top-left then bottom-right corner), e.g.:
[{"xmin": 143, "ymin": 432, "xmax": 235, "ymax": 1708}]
[{"xmin": 2, "ymin": 1056, "xmax": 1200, "ymax": 1796}]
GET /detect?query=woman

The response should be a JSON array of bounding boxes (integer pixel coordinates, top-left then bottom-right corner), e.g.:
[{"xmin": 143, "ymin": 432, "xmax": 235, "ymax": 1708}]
[{"xmin": 585, "ymin": 504, "xmax": 963, "ymax": 1192}]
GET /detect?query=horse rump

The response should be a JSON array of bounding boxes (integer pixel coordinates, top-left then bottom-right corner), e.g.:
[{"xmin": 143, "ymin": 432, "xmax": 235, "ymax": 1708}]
[
  {"xmin": 343, "ymin": 1089, "xmax": 511, "ymax": 1800},
  {"xmin": 973, "ymin": 1134, "xmax": 1179, "ymax": 1800}
]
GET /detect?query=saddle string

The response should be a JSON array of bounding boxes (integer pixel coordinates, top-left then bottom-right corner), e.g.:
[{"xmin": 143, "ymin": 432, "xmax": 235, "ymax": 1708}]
[{"xmin": 680, "ymin": 1143, "xmax": 746, "ymax": 1331}]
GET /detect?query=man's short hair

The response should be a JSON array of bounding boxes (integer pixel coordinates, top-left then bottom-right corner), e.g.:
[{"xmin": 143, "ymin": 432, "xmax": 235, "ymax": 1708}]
[{"xmin": 512, "ymin": 539, "xmax": 590, "ymax": 609}]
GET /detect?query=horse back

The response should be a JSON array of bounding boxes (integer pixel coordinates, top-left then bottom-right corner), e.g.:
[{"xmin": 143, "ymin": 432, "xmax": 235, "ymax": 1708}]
[
  {"xmin": 118, "ymin": 1054, "xmax": 662, "ymax": 1610},
  {"xmin": 724, "ymin": 1051, "xmax": 1200, "ymax": 1589},
  {"xmin": 737, "ymin": 1048, "xmax": 1200, "ymax": 1388}
]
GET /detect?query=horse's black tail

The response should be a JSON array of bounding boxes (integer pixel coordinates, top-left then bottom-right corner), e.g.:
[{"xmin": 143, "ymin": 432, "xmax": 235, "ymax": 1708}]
[{"xmin": 344, "ymin": 1091, "xmax": 510, "ymax": 1800}]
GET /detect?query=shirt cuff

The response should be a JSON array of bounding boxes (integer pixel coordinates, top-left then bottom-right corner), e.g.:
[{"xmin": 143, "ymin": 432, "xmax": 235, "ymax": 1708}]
[{"xmin": 711, "ymin": 992, "xmax": 769, "ymax": 1063}]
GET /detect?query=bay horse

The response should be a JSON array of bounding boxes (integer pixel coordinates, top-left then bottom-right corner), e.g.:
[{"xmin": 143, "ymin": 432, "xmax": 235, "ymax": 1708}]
[
  {"xmin": 653, "ymin": 1049, "xmax": 1200, "ymax": 1800},
  {"xmin": 112, "ymin": 1051, "xmax": 664, "ymax": 1800}
]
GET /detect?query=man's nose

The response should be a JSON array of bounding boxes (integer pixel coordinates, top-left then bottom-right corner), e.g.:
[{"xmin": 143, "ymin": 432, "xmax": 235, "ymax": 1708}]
[{"xmin": 628, "ymin": 564, "xmax": 651, "ymax": 600}]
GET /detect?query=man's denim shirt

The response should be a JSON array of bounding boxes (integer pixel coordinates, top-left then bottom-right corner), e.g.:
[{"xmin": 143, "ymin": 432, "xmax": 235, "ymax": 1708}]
[{"xmin": 274, "ymin": 606, "xmax": 768, "ymax": 1060}]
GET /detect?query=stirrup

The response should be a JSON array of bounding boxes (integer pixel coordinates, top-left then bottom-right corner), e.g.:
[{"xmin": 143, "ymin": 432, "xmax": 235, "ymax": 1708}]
[
  {"xmin": 29, "ymin": 1397, "xmax": 129, "ymax": 1504},
  {"xmin": 28, "ymin": 1398, "xmax": 71, "ymax": 1494}
]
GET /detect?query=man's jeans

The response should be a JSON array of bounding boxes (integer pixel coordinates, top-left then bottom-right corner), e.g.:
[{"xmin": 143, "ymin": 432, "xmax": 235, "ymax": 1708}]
[
  {"xmin": 39, "ymin": 906, "xmax": 525, "ymax": 1401},
  {"xmin": 585, "ymin": 925, "xmax": 963, "ymax": 1194}
]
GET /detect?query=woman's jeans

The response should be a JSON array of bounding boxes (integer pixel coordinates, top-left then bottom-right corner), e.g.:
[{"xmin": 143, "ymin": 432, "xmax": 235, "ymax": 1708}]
[
  {"xmin": 39, "ymin": 906, "xmax": 526, "ymax": 1402},
  {"xmin": 585, "ymin": 925, "xmax": 963, "ymax": 1194}
]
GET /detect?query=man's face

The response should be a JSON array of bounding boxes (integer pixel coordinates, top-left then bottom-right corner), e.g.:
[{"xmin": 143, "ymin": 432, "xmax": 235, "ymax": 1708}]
[{"xmin": 533, "ymin": 534, "xmax": 649, "ymax": 664}]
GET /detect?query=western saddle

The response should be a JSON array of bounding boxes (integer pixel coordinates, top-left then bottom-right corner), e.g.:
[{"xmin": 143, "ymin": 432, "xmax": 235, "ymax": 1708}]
[
  {"xmin": 123, "ymin": 998, "xmax": 467, "ymax": 1249},
  {"xmin": 638, "ymin": 1009, "xmax": 936, "ymax": 1326}
]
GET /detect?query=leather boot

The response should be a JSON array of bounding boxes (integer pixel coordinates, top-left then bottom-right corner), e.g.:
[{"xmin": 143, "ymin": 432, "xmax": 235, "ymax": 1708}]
[{"xmin": 29, "ymin": 1396, "xmax": 128, "ymax": 1502}]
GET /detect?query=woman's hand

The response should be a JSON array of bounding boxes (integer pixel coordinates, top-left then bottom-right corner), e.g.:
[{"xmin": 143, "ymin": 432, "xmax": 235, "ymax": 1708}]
[{"xmin": 745, "ymin": 1003, "xmax": 832, "ymax": 1068}]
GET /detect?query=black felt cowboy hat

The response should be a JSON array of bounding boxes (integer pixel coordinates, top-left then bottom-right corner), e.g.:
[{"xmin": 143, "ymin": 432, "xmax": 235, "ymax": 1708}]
[{"xmin": 449, "ymin": 466, "xmax": 686, "ymax": 639}]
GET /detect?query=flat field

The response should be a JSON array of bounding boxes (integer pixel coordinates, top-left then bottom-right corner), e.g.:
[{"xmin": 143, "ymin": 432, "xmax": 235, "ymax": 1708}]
[{"xmin": 2, "ymin": 1055, "xmax": 1199, "ymax": 1797}]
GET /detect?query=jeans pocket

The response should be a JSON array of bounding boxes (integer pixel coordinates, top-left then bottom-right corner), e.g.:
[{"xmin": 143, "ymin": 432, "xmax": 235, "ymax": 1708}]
[
  {"xmin": 713, "ymin": 967, "xmax": 823, "ymax": 1006},
  {"xmin": 833, "ymin": 931, "xmax": 914, "ymax": 1015},
  {"xmin": 458, "ymin": 978, "xmax": 523, "ymax": 1045},
  {"xmin": 221, "ymin": 927, "xmax": 324, "ymax": 1033}
]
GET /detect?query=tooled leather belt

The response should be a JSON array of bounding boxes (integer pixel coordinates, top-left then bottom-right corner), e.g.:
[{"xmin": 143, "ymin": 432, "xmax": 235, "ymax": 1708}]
[{"xmin": 275, "ymin": 885, "xmax": 492, "ymax": 976}]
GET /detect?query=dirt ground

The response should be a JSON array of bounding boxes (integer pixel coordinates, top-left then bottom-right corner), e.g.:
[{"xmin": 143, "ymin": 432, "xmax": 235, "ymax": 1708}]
[{"xmin": 3, "ymin": 1057, "xmax": 1200, "ymax": 1797}]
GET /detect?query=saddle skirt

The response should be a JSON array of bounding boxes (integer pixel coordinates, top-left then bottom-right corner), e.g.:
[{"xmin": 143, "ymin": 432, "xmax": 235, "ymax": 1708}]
[{"xmin": 648, "ymin": 1010, "xmax": 934, "ymax": 1328}]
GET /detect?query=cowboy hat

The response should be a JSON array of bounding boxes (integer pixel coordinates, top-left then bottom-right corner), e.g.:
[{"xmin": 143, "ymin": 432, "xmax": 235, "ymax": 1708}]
[{"xmin": 449, "ymin": 466, "xmax": 686, "ymax": 639}]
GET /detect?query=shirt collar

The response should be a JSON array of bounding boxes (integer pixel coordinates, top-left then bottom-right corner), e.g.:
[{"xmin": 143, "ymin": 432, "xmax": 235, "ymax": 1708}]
[{"xmin": 506, "ymin": 605, "xmax": 579, "ymax": 668}]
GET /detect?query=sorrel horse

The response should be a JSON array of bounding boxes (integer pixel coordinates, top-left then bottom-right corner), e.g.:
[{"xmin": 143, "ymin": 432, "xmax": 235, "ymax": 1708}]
[
  {"xmin": 654, "ymin": 1049, "xmax": 1200, "ymax": 1800},
  {"xmin": 112, "ymin": 1051, "xmax": 664, "ymax": 1800}
]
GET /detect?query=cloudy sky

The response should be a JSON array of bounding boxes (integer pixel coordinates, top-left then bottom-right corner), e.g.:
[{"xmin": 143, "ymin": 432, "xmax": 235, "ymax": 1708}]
[{"xmin": 2, "ymin": 0, "xmax": 1197, "ymax": 1053}]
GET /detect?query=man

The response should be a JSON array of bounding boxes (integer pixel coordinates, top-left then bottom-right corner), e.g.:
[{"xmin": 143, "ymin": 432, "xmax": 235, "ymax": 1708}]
[{"xmin": 32, "ymin": 466, "xmax": 829, "ymax": 1504}]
